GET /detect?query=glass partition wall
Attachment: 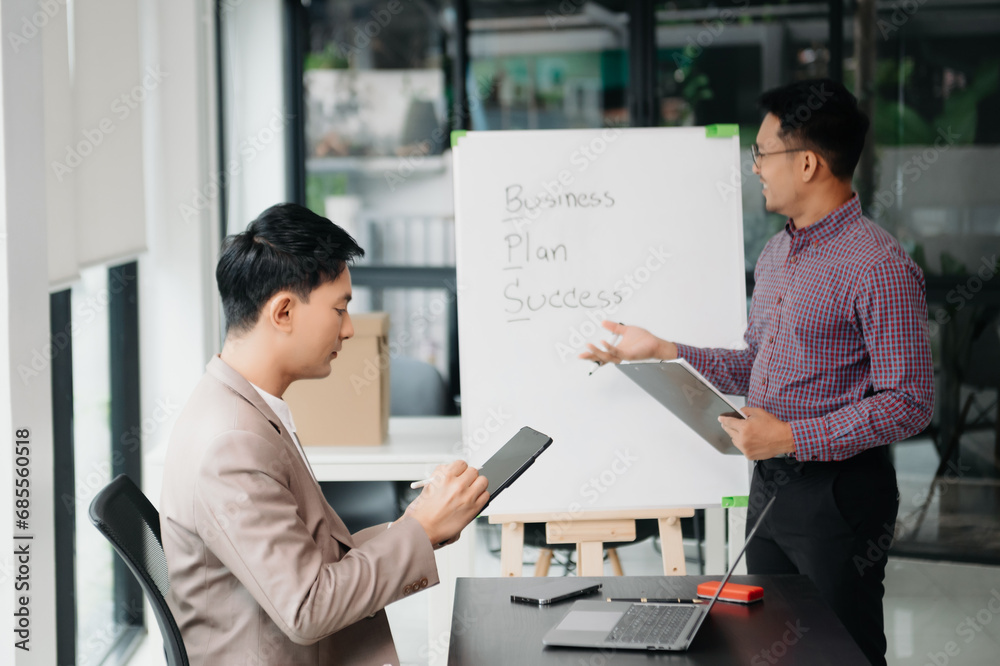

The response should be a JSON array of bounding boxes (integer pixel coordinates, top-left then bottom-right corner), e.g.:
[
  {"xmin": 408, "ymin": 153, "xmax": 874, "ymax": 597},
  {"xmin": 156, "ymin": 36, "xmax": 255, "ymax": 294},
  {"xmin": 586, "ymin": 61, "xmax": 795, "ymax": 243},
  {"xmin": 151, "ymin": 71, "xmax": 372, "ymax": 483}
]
[{"xmin": 217, "ymin": 0, "xmax": 1000, "ymax": 563}]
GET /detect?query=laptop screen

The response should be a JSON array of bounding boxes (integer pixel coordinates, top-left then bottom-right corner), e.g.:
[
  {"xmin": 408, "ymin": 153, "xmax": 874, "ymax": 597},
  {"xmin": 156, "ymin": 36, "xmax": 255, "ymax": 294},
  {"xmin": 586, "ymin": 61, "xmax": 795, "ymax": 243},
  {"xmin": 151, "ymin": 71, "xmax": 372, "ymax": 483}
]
[{"xmin": 686, "ymin": 496, "xmax": 776, "ymax": 634}]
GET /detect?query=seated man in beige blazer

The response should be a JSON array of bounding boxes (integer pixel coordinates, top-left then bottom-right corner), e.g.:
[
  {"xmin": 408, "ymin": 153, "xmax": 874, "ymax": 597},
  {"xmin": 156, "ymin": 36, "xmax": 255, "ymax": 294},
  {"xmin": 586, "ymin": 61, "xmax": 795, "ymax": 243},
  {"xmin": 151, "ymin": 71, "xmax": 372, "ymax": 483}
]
[{"xmin": 160, "ymin": 203, "xmax": 488, "ymax": 665}]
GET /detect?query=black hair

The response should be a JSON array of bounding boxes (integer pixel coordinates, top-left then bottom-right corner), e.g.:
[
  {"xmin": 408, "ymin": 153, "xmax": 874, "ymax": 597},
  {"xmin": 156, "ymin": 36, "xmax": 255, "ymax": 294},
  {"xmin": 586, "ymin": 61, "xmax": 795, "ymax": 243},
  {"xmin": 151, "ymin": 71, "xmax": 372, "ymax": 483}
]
[
  {"xmin": 216, "ymin": 203, "xmax": 364, "ymax": 335},
  {"xmin": 758, "ymin": 78, "xmax": 870, "ymax": 180}
]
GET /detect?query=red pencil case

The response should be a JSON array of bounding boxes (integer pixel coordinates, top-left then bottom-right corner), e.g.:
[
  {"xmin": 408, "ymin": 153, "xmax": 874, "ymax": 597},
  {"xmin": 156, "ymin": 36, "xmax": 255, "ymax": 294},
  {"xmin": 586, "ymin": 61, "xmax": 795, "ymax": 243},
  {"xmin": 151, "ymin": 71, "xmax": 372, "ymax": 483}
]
[{"xmin": 696, "ymin": 581, "xmax": 764, "ymax": 604}]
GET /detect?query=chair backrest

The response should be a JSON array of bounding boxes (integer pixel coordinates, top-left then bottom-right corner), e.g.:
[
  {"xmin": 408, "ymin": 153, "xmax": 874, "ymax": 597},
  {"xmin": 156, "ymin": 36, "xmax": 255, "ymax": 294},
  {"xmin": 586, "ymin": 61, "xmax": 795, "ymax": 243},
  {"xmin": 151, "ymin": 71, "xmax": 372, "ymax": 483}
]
[
  {"xmin": 390, "ymin": 356, "xmax": 450, "ymax": 416},
  {"xmin": 89, "ymin": 474, "xmax": 188, "ymax": 666}
]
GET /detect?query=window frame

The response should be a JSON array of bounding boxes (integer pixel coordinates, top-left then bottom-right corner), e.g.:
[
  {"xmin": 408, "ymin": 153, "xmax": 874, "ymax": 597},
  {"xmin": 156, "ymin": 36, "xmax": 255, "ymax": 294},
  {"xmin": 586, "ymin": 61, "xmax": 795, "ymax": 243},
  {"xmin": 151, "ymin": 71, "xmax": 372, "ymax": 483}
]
[{"xmin": 53, "ymin": 261, "xmax": 145, "ymax": 666}]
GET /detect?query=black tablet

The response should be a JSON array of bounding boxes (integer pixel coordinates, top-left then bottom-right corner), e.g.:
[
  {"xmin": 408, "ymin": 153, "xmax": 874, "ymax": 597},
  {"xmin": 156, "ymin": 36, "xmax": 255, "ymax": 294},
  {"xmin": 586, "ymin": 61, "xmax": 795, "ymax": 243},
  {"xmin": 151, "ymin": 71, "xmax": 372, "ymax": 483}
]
[{"xmin": 480, "ymin": 426, "xmax": 553, "ymax": 510}]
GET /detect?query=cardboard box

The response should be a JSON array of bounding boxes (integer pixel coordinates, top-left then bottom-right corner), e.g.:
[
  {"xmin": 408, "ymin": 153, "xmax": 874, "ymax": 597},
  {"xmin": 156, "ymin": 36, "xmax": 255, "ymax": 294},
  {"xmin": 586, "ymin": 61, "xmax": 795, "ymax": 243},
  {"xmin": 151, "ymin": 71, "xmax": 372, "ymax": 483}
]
[{"xmin": 284, "ymin": 312, "xmax": 390, "ymax": 446}]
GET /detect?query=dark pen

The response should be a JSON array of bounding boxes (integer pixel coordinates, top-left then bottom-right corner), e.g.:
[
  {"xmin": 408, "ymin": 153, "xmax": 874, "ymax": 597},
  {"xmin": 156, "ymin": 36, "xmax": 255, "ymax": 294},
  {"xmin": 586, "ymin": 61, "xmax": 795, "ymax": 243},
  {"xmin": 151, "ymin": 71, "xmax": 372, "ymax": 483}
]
[{"xmin": 587, "ymin": 332, "xmax": 623, "ymax": 376}]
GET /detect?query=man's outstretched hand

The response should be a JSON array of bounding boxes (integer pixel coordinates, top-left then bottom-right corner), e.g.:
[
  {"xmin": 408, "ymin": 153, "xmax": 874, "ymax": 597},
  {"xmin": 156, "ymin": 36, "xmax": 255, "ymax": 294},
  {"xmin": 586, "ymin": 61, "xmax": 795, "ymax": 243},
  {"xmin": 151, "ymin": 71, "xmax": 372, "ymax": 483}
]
[{"xmin": 578, "ymin": 320, "xmax": 678, "ymax": 366}]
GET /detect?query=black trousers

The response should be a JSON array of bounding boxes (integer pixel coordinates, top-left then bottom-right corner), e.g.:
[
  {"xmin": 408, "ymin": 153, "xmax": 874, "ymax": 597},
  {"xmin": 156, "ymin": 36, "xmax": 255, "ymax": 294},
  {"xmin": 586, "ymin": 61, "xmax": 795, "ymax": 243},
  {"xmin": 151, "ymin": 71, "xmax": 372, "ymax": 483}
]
[{"xmin": 746, "ymin": 446, "xmax": 899, "ymax": 666}]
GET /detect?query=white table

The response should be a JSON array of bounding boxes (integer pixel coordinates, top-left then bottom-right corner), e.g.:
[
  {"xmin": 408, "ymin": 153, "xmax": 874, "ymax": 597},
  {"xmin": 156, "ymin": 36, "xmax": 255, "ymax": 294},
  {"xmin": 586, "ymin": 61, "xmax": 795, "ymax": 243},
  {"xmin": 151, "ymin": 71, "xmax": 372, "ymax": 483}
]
[
  {"xmin": 145, "ymin": 416, "xmax": 469, "ymax": 666},
  {"xmin": 303, "ymin": 416, "xmax": 464, "ymax": 481}
]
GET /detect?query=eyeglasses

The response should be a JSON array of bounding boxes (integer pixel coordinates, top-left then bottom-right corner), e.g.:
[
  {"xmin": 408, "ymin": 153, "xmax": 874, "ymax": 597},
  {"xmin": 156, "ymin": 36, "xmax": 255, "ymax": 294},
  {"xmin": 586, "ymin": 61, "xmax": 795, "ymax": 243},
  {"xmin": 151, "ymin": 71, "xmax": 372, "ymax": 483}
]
[{"xmin": 751, "ymin": 143, "xmax": 807, "ymax": 168}]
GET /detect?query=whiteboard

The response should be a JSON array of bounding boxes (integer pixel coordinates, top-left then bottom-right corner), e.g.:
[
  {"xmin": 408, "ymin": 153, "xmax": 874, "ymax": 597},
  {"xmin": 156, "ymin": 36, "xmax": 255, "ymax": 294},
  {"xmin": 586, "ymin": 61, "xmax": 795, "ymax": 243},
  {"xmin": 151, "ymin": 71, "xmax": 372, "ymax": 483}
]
[{"xmin": 453, "ymin": 127, "xmax": 751, "ymax": 515}]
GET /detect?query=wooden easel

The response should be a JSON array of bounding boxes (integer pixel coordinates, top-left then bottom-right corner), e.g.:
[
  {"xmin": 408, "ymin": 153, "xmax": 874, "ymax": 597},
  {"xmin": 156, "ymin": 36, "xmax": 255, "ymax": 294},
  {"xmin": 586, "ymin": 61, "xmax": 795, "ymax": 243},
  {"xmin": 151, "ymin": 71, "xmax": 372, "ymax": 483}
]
[{"xmin": 488, "ymin": 508, "xmax": 695, "ymax": 577}]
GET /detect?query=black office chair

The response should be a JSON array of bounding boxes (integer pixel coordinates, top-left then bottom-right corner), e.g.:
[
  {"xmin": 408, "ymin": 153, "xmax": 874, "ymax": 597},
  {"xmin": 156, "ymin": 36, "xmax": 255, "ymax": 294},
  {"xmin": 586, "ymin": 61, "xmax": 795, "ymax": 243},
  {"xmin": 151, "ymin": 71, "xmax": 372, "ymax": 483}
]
[{"xmin": 89, "ymin": 474, "xmax": 189, "ymax": 666}]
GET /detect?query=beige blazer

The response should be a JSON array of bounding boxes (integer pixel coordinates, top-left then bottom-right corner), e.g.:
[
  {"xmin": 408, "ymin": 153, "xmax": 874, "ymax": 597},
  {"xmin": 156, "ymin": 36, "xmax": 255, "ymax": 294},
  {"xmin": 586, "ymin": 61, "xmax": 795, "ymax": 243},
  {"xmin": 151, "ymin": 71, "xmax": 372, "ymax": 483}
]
[{"xmin": 160, "ymin": 356, "xmax": 439, "ymax": 665}]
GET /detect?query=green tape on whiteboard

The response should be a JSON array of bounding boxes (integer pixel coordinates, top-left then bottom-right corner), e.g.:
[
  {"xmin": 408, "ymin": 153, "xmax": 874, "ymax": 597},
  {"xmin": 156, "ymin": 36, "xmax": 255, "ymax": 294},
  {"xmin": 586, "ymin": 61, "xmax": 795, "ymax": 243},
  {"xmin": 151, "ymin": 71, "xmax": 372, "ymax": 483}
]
[
  {"xmin": 705, "ymin": 124, "xmax": 739, "ymax": 138},
  {"xmin": 721, "ymin": 495, "xmax": 749, "ymax": 507},
  {"xmin": 451, "ymin": 130, "xmax": 468, "ymax": 148}
]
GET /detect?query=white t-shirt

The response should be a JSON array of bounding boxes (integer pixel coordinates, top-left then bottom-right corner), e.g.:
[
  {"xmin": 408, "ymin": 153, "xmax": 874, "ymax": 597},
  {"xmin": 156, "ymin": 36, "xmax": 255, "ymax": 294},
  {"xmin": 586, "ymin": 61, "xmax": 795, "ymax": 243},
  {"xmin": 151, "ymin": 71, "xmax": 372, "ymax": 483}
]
[{"xmin": 249, "ymin": 382, "xmax": 318, "ymax": 485}]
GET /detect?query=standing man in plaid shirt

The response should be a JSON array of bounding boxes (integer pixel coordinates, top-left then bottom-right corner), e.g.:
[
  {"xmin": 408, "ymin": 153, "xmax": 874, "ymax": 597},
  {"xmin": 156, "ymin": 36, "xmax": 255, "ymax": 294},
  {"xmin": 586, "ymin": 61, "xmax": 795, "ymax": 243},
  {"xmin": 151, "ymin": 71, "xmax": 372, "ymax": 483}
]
[{"xmin": 582, "ymin": 79, "xmax": 933, "ymax": 665}]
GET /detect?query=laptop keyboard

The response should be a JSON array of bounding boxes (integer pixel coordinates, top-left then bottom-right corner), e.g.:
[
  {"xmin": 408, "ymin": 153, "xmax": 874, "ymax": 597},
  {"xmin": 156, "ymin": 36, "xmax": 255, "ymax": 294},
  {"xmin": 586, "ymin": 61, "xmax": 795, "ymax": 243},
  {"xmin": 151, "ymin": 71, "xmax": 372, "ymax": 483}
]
[{"xmin": 607, "ymin": 604, "xmax": 696, "ymax": 645}]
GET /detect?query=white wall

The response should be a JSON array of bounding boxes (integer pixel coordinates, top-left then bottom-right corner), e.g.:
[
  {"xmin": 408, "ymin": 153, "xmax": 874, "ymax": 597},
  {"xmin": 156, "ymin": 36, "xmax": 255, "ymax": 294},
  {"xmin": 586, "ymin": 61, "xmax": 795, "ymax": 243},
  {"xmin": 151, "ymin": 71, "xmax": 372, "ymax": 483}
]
[
  {"xmin": 138, "ymin": 0, "xmax": 221, "ymax": 461},
  {"xmin": 0, "ymin": 1, "xmax": 58, "ymax": 663},
  {"xmin": 220, "ymin": 0, "xmax": 289, "ymax": 233},
  {"xmin": 2, "ymin": 2, "xmax": 222, "ymax": 663}
]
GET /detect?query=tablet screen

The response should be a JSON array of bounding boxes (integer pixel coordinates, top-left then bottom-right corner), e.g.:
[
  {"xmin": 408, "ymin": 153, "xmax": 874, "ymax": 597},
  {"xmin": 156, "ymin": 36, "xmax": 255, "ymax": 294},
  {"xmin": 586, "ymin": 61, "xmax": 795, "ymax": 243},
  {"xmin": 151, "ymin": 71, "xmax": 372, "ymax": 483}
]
[{"xmin": 479, "ymin": 426, "xmax": 552, "ymax": 509}]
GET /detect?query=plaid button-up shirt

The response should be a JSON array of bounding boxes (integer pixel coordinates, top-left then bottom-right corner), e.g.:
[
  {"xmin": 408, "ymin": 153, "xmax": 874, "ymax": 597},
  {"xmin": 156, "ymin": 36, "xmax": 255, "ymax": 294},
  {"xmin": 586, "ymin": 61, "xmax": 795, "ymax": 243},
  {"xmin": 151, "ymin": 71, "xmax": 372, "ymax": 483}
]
[{"xmin": 677, "ymin": 194, "xmax": 934, "ymax": 462}]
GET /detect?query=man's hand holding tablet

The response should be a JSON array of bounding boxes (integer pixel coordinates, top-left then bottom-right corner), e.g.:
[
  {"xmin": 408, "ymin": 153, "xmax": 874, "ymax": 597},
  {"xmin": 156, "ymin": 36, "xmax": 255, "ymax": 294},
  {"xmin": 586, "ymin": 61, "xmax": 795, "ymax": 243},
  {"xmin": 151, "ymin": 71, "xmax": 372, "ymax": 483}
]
[
  {"xmin": 403, "ymin": 460, "xmax": 488, "ymax": 547},
  {"xmin": 717, "ymin": 407, "xmax": 795, "ymax": 460},
  {"xmin": 407, "ymin": 426, "xmax": 553, "ymax": 545}
]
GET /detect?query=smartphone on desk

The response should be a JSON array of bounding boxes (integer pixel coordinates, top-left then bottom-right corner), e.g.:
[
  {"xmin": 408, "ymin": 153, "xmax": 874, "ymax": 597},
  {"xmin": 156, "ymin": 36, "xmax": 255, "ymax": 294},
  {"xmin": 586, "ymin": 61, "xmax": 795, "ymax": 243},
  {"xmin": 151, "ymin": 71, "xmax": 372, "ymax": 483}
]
[{"xmin": 511, "ymin": 579, "xmax": 602, "ymax": 606}]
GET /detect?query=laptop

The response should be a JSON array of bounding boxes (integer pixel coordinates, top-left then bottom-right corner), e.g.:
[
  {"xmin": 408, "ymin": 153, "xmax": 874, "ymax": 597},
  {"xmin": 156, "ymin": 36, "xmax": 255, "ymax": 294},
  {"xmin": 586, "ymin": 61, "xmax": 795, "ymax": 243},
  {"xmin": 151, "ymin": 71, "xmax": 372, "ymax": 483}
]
[
  {"xmin": 616, "ymin": 359, "xmax": 747, "ymax": 455},
  {"xmin": 542, "ymin": 496, "xmax": 775, "ymax": 652}
]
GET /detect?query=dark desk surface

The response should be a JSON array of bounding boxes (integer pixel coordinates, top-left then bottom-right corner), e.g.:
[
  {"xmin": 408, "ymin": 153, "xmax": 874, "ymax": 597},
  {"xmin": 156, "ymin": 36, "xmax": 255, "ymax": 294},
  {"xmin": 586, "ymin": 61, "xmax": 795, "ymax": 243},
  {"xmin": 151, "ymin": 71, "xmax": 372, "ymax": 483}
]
[{"xmin": 448, "ymin": 575, "xmax": 867, "ymax": 665}]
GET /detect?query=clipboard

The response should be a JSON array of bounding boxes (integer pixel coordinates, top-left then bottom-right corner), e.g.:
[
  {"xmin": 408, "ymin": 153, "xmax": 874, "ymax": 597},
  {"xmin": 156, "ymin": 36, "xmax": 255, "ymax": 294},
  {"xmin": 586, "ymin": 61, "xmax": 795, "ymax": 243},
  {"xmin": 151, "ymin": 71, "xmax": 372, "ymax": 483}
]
[{"xmin": 616, "ymin": 359, "xmax": 746, "ymax": 455}]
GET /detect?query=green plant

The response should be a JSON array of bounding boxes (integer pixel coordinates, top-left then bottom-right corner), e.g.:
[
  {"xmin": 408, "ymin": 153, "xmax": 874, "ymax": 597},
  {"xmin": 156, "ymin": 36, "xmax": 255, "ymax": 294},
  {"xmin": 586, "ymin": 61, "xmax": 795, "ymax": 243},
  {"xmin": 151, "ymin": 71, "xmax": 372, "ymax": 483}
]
[
  {"xmin": 305, "ymin": 172, "xmax": 348, "ymax": 216},
  {"xmin": 874, "ymin": 58, "xmax": 999, "ymax": 146},
  {"xmin": 304, "ymin": 44, "xmax": 351, "ymax": 71}
]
